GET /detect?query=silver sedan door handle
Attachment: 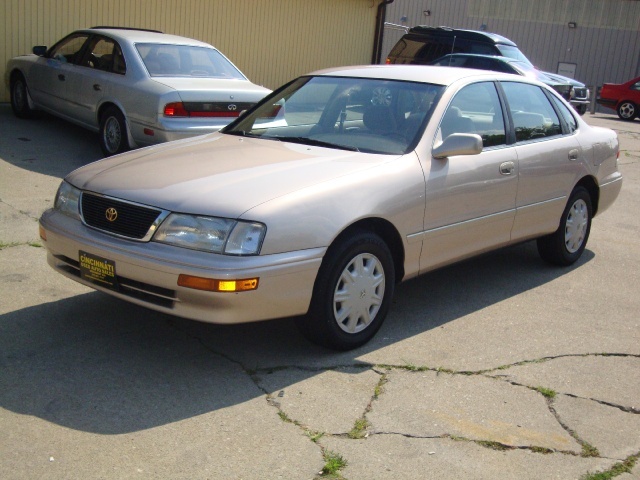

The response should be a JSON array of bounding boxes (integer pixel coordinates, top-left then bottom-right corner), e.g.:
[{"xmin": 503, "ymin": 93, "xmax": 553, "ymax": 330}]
[
  {"xmin": 568, "ymin": 149, "xmax": 579, "ymax": 161},
  {"xmin": 93, "ymin": 84, "xmax": 101, "ymax": 91},
  {"xmin": 58, "ymin": 74, "xmax": 65, "ymax": 81},
  {"xmin": 499, "ymin": 161, "xmax": 515, "ymax": 175}
]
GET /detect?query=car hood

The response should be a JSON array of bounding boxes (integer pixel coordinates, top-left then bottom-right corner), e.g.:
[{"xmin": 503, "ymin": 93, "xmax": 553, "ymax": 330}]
[
  {"xmin": 67, "ymin": 134, "xmax": 396, "ymax": 218},
  {"xmin": 540, "ymin": 71, "xmax": 585, "ymax": 88},
  {"xmin": 150, "ymin": 77, "xmax": 271, "ymax": 101}
]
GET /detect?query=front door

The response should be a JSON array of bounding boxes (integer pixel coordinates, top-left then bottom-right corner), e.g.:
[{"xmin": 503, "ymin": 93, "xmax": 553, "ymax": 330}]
[{"xmin": 418, "ymin": 81, "xmax": 518, "ymax": 272}]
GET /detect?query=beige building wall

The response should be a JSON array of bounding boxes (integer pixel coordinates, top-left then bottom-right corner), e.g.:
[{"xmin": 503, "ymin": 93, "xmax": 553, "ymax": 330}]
[{"xmin": 2, "ymin": 0, "xmax": 381, "ymax": 101}]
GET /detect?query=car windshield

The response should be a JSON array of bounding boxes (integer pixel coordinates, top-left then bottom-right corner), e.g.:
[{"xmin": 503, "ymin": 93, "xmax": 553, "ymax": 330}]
[
  {"xmin": 136, "ymin": 43, "xmax": 246, "ymax": 79},
  {"xmin": 223, "ymin": 76, "xmax": 443, "ymax": 155},
  {"xmin": 496, "ymin": 45, "xmax": 533, "ymax": 66}
]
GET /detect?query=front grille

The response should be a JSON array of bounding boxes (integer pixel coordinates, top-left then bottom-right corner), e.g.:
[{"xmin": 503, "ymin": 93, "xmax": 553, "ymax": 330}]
[{"xmin": 81, "ymin": 193, "xmax": 163, "ymax": 240}]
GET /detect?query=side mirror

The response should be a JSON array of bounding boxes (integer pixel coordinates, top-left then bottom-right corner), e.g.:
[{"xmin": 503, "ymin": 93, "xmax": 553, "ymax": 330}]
[
  {"xmin": 32, "ymin": 46, "xmax": 47, "ymax": 56},
  {"xmin": 432, "ymin": 133, "xmax": 483, "ymax": 159}
]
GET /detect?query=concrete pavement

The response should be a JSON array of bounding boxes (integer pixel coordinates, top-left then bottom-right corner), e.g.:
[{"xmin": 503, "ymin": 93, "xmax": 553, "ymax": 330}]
[{"xmin": 1, "ymin": 105, "xmax": 638, "ymax": 479}]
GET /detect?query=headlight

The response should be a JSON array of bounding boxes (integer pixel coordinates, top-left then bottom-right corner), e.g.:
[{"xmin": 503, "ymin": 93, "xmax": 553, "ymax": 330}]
[
  {"xmin": 54, "ymin": 181, "xmax": 81, "ymax": 220},
  {"xmin": 153, "ymin": 213, "xmax": 266, "ymax": 255}
]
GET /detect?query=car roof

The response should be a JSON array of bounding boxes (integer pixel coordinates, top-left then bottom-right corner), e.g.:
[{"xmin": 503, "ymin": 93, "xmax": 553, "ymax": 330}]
[
  {"xmin": 309, "ymin": 64, "xmax": 507, "ymax": 86},
  {"xmin": 76, "ymin": 27, "xmax": 214, "ymax": 48},
  {"xmin": 442, "ymin": 53, "xmax": 510, "ymax": 62},
  {"xmin": 439, "ymin": 54, "xmax": 529, "ymax": 66},
  {"xmin": 407, "ymin": 26, "xmax": 517, "ymax": 46}
]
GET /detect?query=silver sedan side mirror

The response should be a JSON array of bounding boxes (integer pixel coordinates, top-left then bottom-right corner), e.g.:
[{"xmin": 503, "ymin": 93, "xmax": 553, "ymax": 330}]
[{"xmin": 432, "ymin": 133, "xmax": 483, "ymax": 159}]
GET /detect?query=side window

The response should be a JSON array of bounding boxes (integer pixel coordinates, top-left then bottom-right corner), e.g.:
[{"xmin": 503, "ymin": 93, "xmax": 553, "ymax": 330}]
[
  {"xmin": 83, "ymin": 37, "xmax": 125, "ymax": 74},
  {"xmin": 501, "ymin": 82, "xmax": 562, "ymax": 142},
  {"xmin": 439, "ymin": 82, "xmax": 506, "ymax": 148},
  {"xmin": 49, "ymin": 34, "xmax": 89, "ymax": 64},
  {"xmin": 550, "ymin": 95, "xmax": 578, "ymax": 133},
  {"xmin": 433, "ymin": 56, "xmax": 467, "ymax": 67}
]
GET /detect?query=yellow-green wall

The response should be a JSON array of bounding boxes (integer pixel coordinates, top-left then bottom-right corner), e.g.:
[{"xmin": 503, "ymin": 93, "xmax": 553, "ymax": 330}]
[{"xmin": 2, "ymin": 0, "xmax": 380, "ymax": 101}]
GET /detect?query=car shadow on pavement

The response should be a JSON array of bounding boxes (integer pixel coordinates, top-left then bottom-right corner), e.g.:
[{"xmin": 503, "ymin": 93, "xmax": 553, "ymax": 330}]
[
  {"xmin": 0, "ymin": 104, "xmax": 102, "ymax": 178},
  {"xmin": 0, "ymin": 241, "xmax": 594, "ymax": 435}
]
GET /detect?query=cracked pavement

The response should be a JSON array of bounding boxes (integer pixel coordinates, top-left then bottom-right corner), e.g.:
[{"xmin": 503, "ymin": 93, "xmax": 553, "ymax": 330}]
[{"xmin": 0, "ymin": 104, "xmax": 639, "ymax": 479}]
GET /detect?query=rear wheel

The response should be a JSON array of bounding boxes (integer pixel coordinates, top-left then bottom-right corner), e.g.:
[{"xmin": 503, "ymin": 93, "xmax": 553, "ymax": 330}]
[
  {"xmin": 617, "ymin": 101, "xmax": 637, "ymax": 121},
  {"xmin": 296, "ymin": 230, "xmax": 395, "ymax": 350},
  {"xmin": 537, "ymin": 186, "xmax": 592, "ymax": 266},
  {"xmin": 99, "ymin": 106, "xmax": 129, "ymax": 156},
  {"xmin": 10, "ymin": 73, "xmax": 35, "ymax": 118}
]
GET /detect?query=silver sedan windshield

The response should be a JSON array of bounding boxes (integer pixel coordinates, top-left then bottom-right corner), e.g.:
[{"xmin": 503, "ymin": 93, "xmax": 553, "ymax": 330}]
[{"xmin": 225, "ymin": 76, "xmax": 444, "ymax": 154}]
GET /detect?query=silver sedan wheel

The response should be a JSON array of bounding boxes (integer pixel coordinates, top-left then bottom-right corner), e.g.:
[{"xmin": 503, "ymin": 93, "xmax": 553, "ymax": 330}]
[
  {"xmin": 333, "ymin": 252, "xmax": 385, "ymax": 334},
  {"xmin": 103, "ymin": 116, "xmax": 122, "ymax": 154},
  {"xmin": 12, "ymin": 80, "xmax": 26, "ymax": 109},
  {"xmin": 564, "ymin": 199, "xmax": 589, "ymax": 253}
]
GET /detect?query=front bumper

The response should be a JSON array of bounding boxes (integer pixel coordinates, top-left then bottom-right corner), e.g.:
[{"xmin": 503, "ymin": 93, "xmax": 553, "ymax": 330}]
[
  {"xmin": 39, "ymin": 210, "xmax": 324, "ymax": 324},
  {"xmin": 570, "ymin": 99, "xmax": 589, "ymax": 106}
]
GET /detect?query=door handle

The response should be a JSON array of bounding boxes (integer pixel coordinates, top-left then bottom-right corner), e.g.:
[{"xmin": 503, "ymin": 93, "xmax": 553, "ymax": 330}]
[
  {"xmin": 58, "ymin": 74, "xmax": 65, "ymax": 81},
  {"xmin": 568, "ymin": 149, "xmax": 579, "ymax": 161},
  {"xmin": 499, "ymin": 161, "xmax": 515, "ymax": 175},
  {"xmin": 93, "ymin": 84, "xmax": 101, "ymax": 91}
]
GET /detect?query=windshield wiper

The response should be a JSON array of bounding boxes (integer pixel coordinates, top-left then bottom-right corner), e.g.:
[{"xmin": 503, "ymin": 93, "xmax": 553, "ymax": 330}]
[
  {"xmin": 225, "ymin": 130, "xmax": 261, "ymax": 138},
  {"xmin": 272, "ymin": 136, "xmax": 360, "ymax": 152}
]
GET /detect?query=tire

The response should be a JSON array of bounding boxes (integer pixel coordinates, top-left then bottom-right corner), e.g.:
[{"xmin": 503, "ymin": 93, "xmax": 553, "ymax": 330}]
[
  {"xmin": 10, "ymin": 73, "xmax": 35, "ymax": 119},
  {"xmin": 537, "ymin": 186, "xmax": 592, "ymax": 266},
  {"xmin": 99, "ymin": 106, "xmax": 129, "ymax": 156},
  {"xmin": 576, "ymin": 104, "xmax": 587, "ymax": 116},
  {"xmin": 296, "ymin": 230, "xmax": 395, "ymax": 350},
  {"xmin": 616, "ymin": 101, "xmax": 637, "ymax": 121}
]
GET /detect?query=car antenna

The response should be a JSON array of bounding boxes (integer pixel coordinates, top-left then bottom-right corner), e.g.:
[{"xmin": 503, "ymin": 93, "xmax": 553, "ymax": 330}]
[{"xmin": 448, "ymin": 36, "xmax": 456, "ymax": 66}]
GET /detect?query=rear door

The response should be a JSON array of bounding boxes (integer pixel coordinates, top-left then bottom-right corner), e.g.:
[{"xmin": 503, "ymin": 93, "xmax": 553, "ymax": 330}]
[
  {"xmin": 500, "ymin": 81, "xmax": 584, "ymax": 240},
  {"xmin": 72, "ymin": 36, "xmax": 128, "ymax": 127}
]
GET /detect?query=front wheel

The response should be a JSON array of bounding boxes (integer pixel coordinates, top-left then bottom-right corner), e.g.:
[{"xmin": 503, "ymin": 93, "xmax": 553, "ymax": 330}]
[
  {"xmin": 537, "ymin": 186, "xmax": 592, "ymax": 266},
  {"xmin": 99, "ymin": 106, "xmax": 130, "ymax": 156},
  {"xmin": 296, "ymin": 230, "xmax": 395, "ymax": 350},
  {"xmin": 10, "ymin": 74, "xmax": 35, "ymax": 118},
  {"xmin": 576, "ymin": 104, "xmax": 587, "ymax": 116},
  {"xmin": 617, "ymin": 101, "xmax": 637, "ymax": 121}
]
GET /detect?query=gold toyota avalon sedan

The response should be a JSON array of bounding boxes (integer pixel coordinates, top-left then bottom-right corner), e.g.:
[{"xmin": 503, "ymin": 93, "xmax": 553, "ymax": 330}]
[{"xmin": 39, "ymin": 65, "xmax": 623, "ymax": 350}]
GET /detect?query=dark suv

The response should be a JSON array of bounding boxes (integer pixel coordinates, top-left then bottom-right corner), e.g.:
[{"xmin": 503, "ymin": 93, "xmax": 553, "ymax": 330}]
[{"xmin": 386, "ymin": 26, "xmax": 590, "ymax": 114}]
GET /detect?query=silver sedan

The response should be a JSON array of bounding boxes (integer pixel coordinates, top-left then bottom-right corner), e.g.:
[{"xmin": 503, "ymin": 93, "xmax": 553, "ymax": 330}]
[
  {"xmin": 38, "ymin": 65, "xmax": 623, "ymax": 350},
  {"xmin": 5, "ymin": 27, "xmax": 270, "ymax": 156}
]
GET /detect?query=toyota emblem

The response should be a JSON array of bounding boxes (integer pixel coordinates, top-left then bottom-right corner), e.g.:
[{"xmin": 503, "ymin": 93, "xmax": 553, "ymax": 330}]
[
  {"xmin": 105, "ymin": 207, "xmax": 118, "ymax": 222},
  {"xmin": 228, "ymin": 104, "xmax": 237, "ymax": 111}
]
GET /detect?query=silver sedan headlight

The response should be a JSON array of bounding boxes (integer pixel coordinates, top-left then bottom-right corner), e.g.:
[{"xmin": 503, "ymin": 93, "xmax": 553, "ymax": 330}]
[
  {"xmin": 54, "ymin": 181, "xmax": 81, "ymax": 220},
  {"xmin": 153, "ymin": 213, "xmax": 266, "ymax": 255}
]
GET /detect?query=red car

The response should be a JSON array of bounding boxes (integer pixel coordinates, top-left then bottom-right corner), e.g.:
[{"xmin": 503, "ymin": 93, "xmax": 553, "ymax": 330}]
[{"xmin": 597, "ymin": 76, "xmax": 640, "ymax": 121}]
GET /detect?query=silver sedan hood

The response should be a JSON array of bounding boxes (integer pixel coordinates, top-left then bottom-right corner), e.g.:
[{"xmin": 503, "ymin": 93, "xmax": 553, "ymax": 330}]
[
  {"xmin": 151, "ymin": 77, "xmax": 271, "ymax": 101},
  {"xmin": 67, "ymin": 134, "xmax": 396, "ymax": 218}
]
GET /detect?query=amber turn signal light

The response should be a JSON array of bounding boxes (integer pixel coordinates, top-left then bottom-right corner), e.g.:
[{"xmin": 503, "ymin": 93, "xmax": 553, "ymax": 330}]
[{"xmin": 178, "ymin": 274, "xmax": 259, "ymax": 292}]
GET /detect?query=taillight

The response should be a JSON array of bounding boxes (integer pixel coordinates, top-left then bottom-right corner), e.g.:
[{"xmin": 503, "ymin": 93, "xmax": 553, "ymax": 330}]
[
  {"xmin": 164, "ymin": 102, "xmax": 189, "ymax": 117},
  {"xmin": 163, "ymin": 102, "xmax": 244, "ymax": 118}
]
